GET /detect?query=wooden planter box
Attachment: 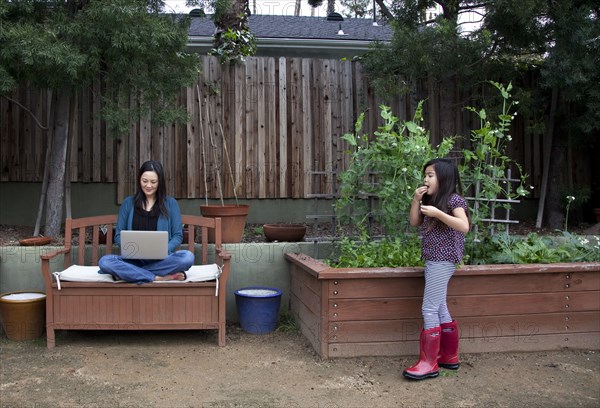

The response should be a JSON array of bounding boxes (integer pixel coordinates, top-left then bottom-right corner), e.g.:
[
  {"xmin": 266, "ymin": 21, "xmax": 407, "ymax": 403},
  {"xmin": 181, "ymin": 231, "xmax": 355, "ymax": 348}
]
[{"xmin": 285, "ymin": 253, "xmax": 600, "ymax": 359}]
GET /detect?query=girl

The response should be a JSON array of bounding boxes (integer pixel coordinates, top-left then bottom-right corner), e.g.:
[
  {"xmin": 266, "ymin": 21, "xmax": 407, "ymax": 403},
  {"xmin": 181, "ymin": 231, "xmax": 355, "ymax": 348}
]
[
  {"xmin": 403, "ymin": 158, "xmax": 470, "ymax": 380},
  {"xmin": 99, "ymin": 160, "xmax": 194, "ymax": 283}
]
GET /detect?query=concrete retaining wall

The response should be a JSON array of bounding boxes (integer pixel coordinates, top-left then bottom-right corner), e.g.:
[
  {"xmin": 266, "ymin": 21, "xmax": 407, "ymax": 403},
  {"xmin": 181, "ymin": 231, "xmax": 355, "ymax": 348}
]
[{"xmin": 0, "ymin": 242, "xmax": 335, "ymax": 322}]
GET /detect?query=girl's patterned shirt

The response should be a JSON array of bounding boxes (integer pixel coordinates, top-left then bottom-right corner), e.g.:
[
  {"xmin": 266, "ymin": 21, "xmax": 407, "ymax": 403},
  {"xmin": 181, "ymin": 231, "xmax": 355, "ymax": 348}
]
[{"xmin": 420, "ymin": 193, "xmax": 468, "ymax": 263}]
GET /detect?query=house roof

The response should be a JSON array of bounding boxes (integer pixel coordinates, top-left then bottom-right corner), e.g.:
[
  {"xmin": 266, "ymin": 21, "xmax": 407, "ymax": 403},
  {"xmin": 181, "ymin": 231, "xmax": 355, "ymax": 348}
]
[{"xmin": 186, "ymin": 14, "xmax": 393, "ymax": 58}]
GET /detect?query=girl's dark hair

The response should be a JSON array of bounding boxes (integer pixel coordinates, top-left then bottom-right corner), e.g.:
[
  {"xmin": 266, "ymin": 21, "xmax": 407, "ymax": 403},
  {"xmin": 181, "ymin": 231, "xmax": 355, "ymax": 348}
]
[
  {"xmin": 421, "ymin": 158, "xmax": 468, "ymax": 229},
  {"xmin": 134, "ymin": 160, "xmax": 168, "ymax": 217},
  {"xmin": 421, "ymin": 158, "xmax": 463, "ymax": 213}
]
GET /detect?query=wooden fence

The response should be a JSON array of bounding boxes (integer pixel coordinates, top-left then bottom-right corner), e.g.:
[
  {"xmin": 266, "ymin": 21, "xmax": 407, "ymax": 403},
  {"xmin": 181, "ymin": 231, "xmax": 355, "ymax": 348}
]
[{"xmin": 0, "ymin": 56, "xmax": 586, "ymax": 202}]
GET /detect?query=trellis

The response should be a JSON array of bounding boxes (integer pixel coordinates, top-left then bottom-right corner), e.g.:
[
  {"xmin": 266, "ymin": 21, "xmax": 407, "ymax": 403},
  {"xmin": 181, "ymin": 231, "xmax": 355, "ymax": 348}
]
[{"xmin": 465, "ymin": 169, "xmax": 521, "ymax": 237}]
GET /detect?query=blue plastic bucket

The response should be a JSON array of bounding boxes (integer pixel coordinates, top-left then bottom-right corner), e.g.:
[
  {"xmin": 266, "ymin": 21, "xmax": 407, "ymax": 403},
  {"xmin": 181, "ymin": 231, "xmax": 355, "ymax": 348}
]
[{"xmin": 234, "ymin": 287, "xmax": 282, "ymax": 334}]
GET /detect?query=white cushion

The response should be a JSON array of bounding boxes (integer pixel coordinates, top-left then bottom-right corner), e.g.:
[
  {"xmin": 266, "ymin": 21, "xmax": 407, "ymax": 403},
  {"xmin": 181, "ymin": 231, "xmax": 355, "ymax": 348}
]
[
  {"xmin": 54, "ymin": 264, "xmax": 220, "ymax": 283},
  {"xmin": 160, "ymin": 264, "xmax": 220, "ymax": 283},
  {"xmin": 54, "ymin": 265, "xmax": 122, "ymax": 283}
]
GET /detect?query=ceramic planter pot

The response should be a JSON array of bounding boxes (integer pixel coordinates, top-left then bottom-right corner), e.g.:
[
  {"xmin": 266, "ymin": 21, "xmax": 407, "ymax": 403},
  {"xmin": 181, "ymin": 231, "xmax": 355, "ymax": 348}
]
[
  {"xmin": 200, "ymin": 204, "xmax": 250, "ymax": 243},
  {"xmin": 19, "ymin": 236, "xmax": 52, "ymax": 246},
  {"xmin": 0, "ymin": 292, "xmax": 46, "ymax": 341},
  {"xmin": 263, "ymin": 223, "xmax": 307, "ymax": 242},
  {"xmin": 234, "ymin": 287, "xmax": 282, "ymax": 334}
]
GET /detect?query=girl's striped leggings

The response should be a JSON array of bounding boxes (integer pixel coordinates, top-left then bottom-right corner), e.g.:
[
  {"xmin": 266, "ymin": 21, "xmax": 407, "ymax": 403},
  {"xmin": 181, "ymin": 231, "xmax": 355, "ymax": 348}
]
[{"xmin": 422, "ymin": 260, "xmax": 455, "ymax": 329}]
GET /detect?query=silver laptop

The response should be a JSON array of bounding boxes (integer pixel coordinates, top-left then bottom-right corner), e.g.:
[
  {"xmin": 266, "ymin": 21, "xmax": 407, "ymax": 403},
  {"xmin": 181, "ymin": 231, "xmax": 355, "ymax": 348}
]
[{"xmin": 120, "ymin": 230, "xmax": 168, "ymax": 260}]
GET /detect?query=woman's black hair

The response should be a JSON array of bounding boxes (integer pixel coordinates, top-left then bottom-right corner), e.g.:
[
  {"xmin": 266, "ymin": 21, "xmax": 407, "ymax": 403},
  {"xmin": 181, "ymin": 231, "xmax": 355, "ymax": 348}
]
[
  {"xmin": 421, "ymin": 158, "xmax": 467, "ymax": 229},
  {"xmin": 133, "ymin": 160, "xmax": 168, "ymax": 217}
]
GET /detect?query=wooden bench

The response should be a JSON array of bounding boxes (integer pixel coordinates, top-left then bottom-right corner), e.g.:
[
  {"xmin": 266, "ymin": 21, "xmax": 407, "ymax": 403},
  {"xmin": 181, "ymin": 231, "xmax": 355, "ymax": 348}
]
[{"xmin": 40, "ymin": 214, "xmax": 231, "ymax": 349}]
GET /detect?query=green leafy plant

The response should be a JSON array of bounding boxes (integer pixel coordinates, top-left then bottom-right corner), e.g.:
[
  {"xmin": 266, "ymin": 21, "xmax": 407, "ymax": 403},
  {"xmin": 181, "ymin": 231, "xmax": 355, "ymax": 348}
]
[
  {"xmin": 329, "ymin": 234, "xmax": 423, "ymax": 268},
  {"xmin": 276, "ymin": 310, "xmax": 299, "ymax": 334},
  {"xmin": 330, "ymin": 82, "xmax": 596, "ymax": 268},
  {"xmin": 209, "ymin": 27, "xmax": 256, "ymax": 65},
  {"xmin": 335, "ymin": 102, "xmax": 453, "ymax": 237},
  {"xmin": 461, "ymin": 81, "xmax": 530, "ymax": 239},
  {"xmin": 466, "ymin": 232, "xmax": 600, "ymax": 265}
]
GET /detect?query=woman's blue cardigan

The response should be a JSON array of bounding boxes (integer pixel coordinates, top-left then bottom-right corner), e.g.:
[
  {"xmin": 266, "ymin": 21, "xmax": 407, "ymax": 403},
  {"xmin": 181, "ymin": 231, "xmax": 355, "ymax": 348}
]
[{"xmin": 114, "ymin": 196, "xmax": 183, "ymax": 254}]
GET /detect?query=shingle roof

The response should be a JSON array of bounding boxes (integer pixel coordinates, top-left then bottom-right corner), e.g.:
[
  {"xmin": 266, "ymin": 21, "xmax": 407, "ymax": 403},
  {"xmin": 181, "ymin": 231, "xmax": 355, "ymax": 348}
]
[
  {"xmin": 189, "ymin": 14, "xmax": 392, "ymax": 41},
  {"xmin": 185, "ymin": 14, "xmax": 392, "ymax": 58}
]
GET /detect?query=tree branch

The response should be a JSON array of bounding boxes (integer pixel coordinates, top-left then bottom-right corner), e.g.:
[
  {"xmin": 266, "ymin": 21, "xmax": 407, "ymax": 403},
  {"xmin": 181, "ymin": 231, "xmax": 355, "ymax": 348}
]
[
  {"xmin": 0, "ymin": 95, "xmax": 49, "ymax": 131},
  {"xmin": 374, "ymin": 0, "xmax": 394, "ymax": 21}
]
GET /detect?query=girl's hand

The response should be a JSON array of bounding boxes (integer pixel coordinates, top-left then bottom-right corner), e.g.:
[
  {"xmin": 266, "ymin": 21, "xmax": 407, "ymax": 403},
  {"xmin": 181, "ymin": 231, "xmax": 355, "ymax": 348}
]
[
  {"xmin": 419, "ymin": 205, "xmax": 440, "ymax": 218},
  {"xmin": 413, "ymin": 186, "xmax": 428, "ymax": 202},
  {"xmin": 409, "ymin": 186, "xmax": 428, "ymax": 227}
]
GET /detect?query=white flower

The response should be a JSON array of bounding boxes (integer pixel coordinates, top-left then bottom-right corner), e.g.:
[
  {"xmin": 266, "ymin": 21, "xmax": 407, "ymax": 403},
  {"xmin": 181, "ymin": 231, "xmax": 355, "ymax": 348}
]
[
  {"xmin": 566, "ymin": 196, "xmax": 575, "ymax": 202},
  {"xmin": 402, "ymin": 168, "xmax": 407, "ymax": 173}
]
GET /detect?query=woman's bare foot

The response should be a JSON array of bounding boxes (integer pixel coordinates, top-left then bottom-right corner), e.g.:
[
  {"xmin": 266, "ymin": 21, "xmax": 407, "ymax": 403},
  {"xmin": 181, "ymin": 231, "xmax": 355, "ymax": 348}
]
[{"xmin": 154, "ymin": 272, "xmax": 186, "ymax": 282}]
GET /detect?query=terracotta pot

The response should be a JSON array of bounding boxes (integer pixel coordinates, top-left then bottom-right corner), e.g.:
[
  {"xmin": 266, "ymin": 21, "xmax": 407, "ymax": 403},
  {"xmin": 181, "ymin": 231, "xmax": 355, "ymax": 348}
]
[
  {"xmin": 19, "ymin": 236, "xmax": 52, "ymax": 246},
  {"xmin": 263, "ymin": 223, "xmax": 307, "ymax": 242},
  {"xmin": 0, "ymin": 292, "xmax": 46, "ymax": 341},
  {"xmin": 200, "ymin": 204, "xmax": 250, "ymax": 243}
]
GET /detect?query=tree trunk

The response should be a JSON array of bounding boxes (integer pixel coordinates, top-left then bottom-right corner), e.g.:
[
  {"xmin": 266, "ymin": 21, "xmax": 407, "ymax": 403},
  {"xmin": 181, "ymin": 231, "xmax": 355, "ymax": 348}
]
[
  {"xmin": 327, "ymin": 0, "xmax": 335, "ymax": 14},
  {"xmin": 213, "ymin": 0, "xmax": 251, "ymax": 49},
  {"xmin": 546, "ymin": 132, "xmax": 568, "ymax": 229},
  {"xmin": 438, "ymin": 75, "xmax": 457, "ymax": 140},
  {"xmin": 43, "ymin": 91, "xmax": 70, "ymax": 238}
]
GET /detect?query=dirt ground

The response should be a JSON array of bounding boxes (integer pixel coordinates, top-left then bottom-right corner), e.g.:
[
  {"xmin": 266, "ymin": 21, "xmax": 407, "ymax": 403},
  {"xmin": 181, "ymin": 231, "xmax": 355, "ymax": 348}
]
[{"xmin": 1, "ymin": 326, "xmax": 599, "ymax": 408}]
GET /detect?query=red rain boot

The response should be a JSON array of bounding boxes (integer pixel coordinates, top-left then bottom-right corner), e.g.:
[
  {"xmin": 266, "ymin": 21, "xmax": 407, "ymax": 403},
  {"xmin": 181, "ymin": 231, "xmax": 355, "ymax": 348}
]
[
  {"xmin": 403, "ymin": 326, "xmax": 441, "ymax": 380},
  {"xmin": 438, "ymin": 320, "xmax": 460, "ymax": 369}
]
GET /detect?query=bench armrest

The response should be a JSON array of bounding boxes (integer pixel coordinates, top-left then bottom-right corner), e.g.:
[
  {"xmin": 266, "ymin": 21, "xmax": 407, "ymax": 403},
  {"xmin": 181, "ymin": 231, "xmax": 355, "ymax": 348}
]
[
  {"xmin": 41, "ymin": 247, "xmax": 73, "ymax": 289},
  {"xmin": 41, "ymin": 247, "xmax": 71, "ymax": 262}
]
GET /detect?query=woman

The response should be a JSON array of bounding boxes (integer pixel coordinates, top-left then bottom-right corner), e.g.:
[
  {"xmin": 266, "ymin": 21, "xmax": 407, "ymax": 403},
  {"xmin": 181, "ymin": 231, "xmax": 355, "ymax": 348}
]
[{"xmin": 99, "ymin": 160, "xmax": 194, "ymax": 283}]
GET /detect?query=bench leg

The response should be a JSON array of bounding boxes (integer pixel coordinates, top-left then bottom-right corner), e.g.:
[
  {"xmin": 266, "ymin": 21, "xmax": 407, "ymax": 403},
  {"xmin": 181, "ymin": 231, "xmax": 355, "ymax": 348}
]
[
  {"xmin": 218, "ymin": 323, "xmax": 226, "ymax": 346},
  {"xmin": 46, "ymin": 327, "xmax": 56, "ymax": 349}
]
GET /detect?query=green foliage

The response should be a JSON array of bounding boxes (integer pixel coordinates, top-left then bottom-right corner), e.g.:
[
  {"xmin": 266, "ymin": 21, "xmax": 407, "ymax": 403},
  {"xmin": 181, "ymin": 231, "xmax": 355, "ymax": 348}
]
[
  {"xmin": 364, "ymin": 0, "xmax": 600, "ymax": 140},
  {"xmin": 461, "ymin": 81, "xmax": 530, "ymax": 239},
  {"xmin": 209, "ymin": 26, "xmax": 256, "ymax": 65},
  {"xmin": 276, "ymin": 309, "xmax": 299, "ymax": 334},
  {"xmin": 0, "ymin": 0, "xmax": 201, "ymax": 135},
  {"xmin": 362, "ymin": 16, "xmax": 493, "ymax": 99},
  {"xmin": 340, "ymin": 0, "xmax": 371, "ymax": 18},
  {"xmin": 212, "ymin": 0, "xmax": 233, "ymax": 23},
  {"xmin": 541, "ymin": 0, "xmax": 600, "ymax": 138},
  {"xmin": 332, "ymin": 82, "xmax": 533, "ymax": 268},
  {"xmin": 466, "ymin": 232, "xmax": 600, "ymax": 265},
  {"xmin": 208, "ymin": 0, "xmax": 256, "ymax": 65},
  {"xmin": 335, "ymin": 102, "xmax": 453, "ymax": 236},
  {"xmin": 335, "ymin": 82, "xmax": 527, "ymax": 239},
  {"xmin": 329, "ymin": 234, "xmax": 423, "ymax": 268}
]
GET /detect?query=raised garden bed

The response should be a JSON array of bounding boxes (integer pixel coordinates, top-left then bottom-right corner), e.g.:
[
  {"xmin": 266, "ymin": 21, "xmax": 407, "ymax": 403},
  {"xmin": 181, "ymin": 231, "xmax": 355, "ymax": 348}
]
[{"xmin": 285, "ymin": 253, "xmax": 600, "ymax": 359}]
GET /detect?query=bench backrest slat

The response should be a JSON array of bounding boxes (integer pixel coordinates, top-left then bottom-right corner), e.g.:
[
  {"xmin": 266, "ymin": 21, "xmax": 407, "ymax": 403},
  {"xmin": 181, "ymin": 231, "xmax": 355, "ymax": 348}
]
[{"xmin": 63, "ymin": 214, "xmax": 220, "ymax": 266}]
